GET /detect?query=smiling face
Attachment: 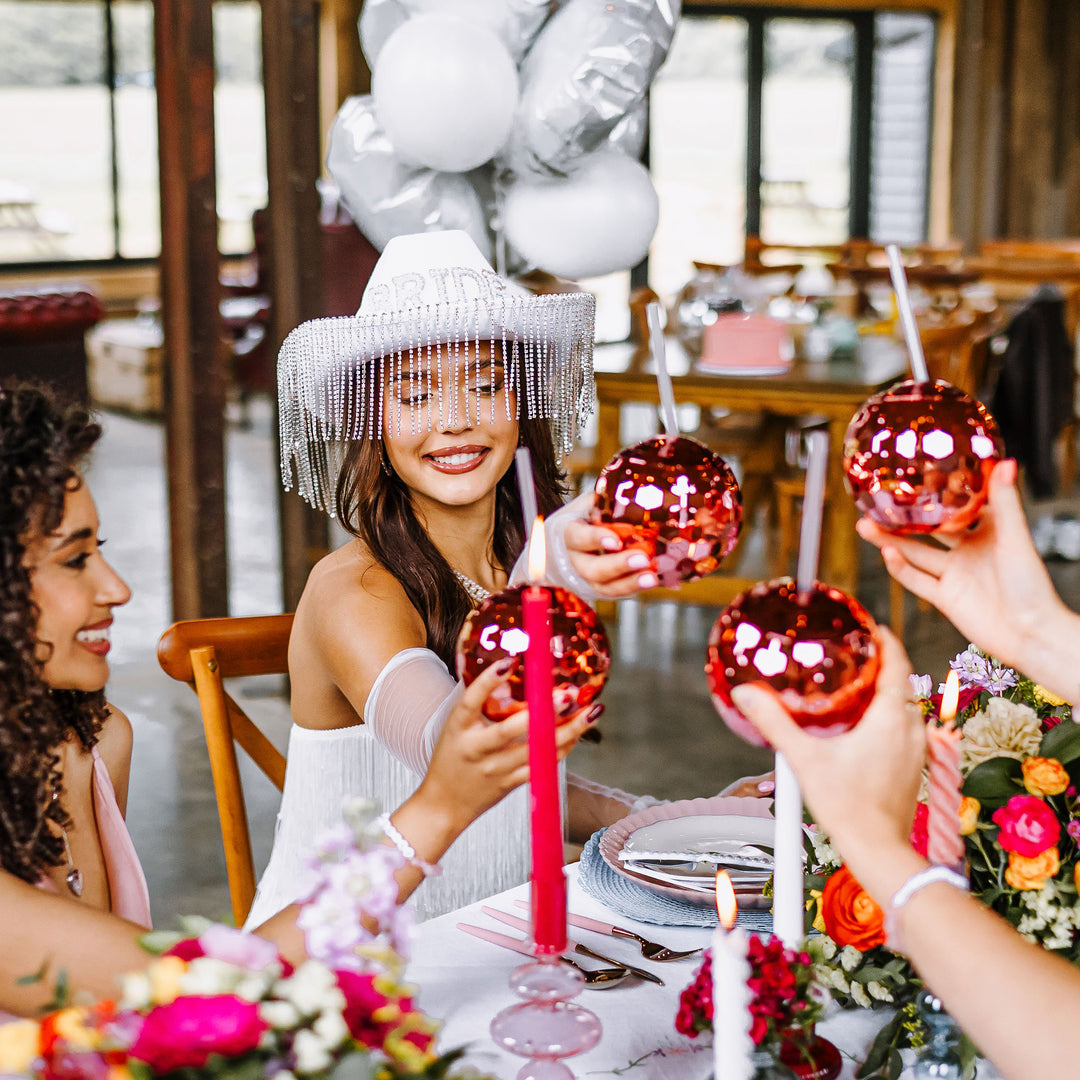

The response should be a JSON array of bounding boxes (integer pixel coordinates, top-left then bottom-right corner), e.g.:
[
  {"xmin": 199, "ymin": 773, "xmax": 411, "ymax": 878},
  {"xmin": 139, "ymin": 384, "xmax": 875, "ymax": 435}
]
[
  {"xmin": 22, "ymin": 479, "xmax": 131, "ymax": 692},
  {"xmin": 382, "ymin": 341, "xmax": 519, "ymax": 513}
]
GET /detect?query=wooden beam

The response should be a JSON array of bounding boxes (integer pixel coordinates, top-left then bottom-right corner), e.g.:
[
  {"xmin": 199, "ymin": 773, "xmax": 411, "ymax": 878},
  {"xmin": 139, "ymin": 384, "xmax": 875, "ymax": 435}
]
[
  {"xmin": 319, "ymin": 0, "xmax": 369, "ymax": 168},
  {"xmin": 154, "ymin": 0, "xmax": 229, "ymax": 620},
  {"xmin": 261, "ymin": 0, "xmax": 329, "ymax": 612}
]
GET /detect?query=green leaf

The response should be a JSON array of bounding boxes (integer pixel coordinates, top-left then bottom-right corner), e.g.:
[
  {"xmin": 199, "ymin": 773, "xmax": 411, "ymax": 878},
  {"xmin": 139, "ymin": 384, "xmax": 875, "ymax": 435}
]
[
  {"xmin": 15, "ymin": 959, "xmax": 48, "ymax": 986},
  {"xmin": 1040, "ymin": 719, "xmax": 1080, "ymax": 763},
  {"xmin": 856, "ymin": 1012, "xmax": 902, "ymax": 1078},
  {"xmin": 962, "ymin": 757, "xmax": 1023, "ymax": 805},
  {"xmin": 887, "ymin": 1048, "xmax": 903, "ymax": 1080},
  {"xmin": 138, "ymin": 929, "xmax": 185, "ymax": 956}
]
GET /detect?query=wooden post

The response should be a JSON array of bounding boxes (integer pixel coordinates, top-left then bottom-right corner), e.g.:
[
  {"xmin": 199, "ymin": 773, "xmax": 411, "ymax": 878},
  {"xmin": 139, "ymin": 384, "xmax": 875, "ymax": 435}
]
[
  {"xmin": 261, "ymin": 0, "xmax": 329, "ymax": 612},
  {"xmin": 154, "ymin": 0, "xmax": 229, "ymax": 620}
]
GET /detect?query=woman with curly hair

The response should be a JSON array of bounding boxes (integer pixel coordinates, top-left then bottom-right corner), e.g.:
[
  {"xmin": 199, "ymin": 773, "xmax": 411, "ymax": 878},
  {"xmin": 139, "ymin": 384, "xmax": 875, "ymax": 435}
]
[{"xmin": 0, "ymin": 383, "xmax": 592, "ymax": 1019}]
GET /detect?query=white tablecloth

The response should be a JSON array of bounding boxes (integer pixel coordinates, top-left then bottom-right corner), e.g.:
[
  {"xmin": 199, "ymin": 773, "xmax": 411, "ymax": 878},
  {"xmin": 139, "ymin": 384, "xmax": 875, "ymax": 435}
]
[{"xmin": 407, "ymin": 865, "xmax": 912, "ymax": 1080}]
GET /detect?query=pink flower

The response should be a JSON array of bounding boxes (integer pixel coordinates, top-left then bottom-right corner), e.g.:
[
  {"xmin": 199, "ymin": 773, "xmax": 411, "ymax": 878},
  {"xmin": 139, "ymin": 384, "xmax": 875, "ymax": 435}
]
[
  {"xmin": 910, "ymin": 802, "xmax": 929, "ymax": 858},
  {"xmin": 992, "ymin": 795, "xmax": 1062, "ymax": 858},
  {"xmin": 1067, "ymin": 820, "xmax": 1080, "ymax": 841},
  {"xmin": 197, "ymin": 924, "xmax": 281, "ymax": 973},
  {"xmin": 129, "ymin": 996, "xmax": 266, "ymax": 1073},
  {"xmin": 163, "ymin": 938, "xmax": 204, "ymax": 961}
]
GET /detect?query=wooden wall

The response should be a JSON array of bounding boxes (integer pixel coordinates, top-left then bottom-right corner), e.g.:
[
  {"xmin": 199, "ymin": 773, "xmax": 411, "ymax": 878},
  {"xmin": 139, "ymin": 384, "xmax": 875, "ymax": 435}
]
[{"xmin": 952, "ymin": 0, "xmax": 1080, "ymax": 245}]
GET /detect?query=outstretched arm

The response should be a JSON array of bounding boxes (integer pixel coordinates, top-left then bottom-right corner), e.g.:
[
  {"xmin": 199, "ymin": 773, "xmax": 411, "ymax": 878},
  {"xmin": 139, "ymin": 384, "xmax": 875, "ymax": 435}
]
[
  {"xmin": 730, "ymin": 630, "xmax": 1080, "ymax": 1080},
  {"xmin": 858, "ymin": 459, "xmax": 1080, "ymax": 701}
]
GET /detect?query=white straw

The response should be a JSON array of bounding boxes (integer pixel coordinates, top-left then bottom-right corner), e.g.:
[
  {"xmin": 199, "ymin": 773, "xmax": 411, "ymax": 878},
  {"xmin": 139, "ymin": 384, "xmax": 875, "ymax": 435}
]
[
  {"xmin": 885, "ymin": 244, "xmax": 930, "ymax": 383},
  {"xmin": 646, "ymin": 301, "xmax": 680, "ymax": 437},
  {"xmin": 795, "ymin": 430, "xmax": 829, "ymax": 595},
  {"xmin": 514, "ymin": 446, "xmax": 539, "ymax": 536}
]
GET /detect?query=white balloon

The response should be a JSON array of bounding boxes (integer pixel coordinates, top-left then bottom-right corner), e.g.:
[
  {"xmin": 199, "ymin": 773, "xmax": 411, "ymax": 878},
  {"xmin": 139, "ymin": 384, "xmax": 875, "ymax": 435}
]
[
  {"xmin": 504, "ymin": 150, "xmax": 660, "ymax": 280},
  {"xmin": 372, "ymin": 15, "xmax": 519, "ymax": 173}
]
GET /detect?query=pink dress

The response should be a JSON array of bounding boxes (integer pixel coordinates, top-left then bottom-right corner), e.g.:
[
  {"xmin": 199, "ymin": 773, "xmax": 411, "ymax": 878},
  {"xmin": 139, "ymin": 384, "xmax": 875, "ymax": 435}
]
[{"xmin": 0, "ymin": 747, "xmax": 150, "ymax": 1024}]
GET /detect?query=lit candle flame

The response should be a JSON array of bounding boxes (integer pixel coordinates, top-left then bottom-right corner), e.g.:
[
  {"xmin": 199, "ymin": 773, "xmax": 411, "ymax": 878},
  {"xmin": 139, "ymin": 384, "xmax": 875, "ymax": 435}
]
[
  {"xmin": 940, "ymin": 669, "xmax": 960, "ymax": 725},
  {"xmin": 715, "ymin": 869, "xmax": 737, "ymax": 930},
  {"xmin": 528, "ymin": 516, "xmax": 546, "ymax": 583}
]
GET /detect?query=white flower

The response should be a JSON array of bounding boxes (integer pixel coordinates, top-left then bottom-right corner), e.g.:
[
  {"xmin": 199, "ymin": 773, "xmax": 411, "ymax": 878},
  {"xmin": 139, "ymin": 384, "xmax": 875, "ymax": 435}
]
[
  {"xmin": 825, "ymin": 968, "xmax": 849, "ymax": 994},
  {"xmin": 850, "ymin": 981, "xmax": 872, "ymax": 1008},
  {"xmin": 809, "ymin": 830, "xmax": 842, "ymax": 871},
  {"xmin": 293, "ymin": 1028, "xmax": 334, "ymax": 1074},
  {"xmin": 820, "ymin": 938, "xmax": 837, "ymax": 960},
  {"xmin": 235, "ymin": 972, "xmax": 275, "ymax": 1002},
  {"xmin": 314, "ymin": 1008, "xmax": 350, "ymax": 1050},
  {"xmin": 961, "ymin": 697, "xmax": 1042, "ymax": 771},
  {"xmin": 180, "ymin": 957, "xmax": 243, "ymax": 996},
  {"xmin": 279, "ymin": 961, "xmax": 346, "ymax": 1017},
  {"xmin": 119, "ymin": 972, "xmax": 153, "ymax": 1010},
  {"xmin": 259, "ymin": 1000, "xmax": 302, "ymax": 1030},
  {"xmin": 839, "ymin": 946, "xmax": 863, "ymax": 973},
  {"xmin": 909, "ymin": 674, "xmax": 933, "ymax": 700},
  {"xmin": 867, "ymin": 980, "xmax": 893, "ymax": 1002},
  {"xmin": 269, "ymin": 1072, "xmax": 297, "ymax": 1080}
]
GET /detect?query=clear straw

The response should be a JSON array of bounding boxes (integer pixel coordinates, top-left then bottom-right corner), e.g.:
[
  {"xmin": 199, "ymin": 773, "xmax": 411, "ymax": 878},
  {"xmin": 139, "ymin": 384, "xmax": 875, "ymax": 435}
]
[
  {"xmin": 796, "ymin": 430, "xmax": 829, "ymax": 595},
  {"xmin": 885, "ymin": 244, "xmax": 930, "ymax": 384},
  {"xmin": 646, "ymin": 301, "xmax": 680, "ymax": 437},
  {"xmin": 515, "ymin": 446, "xmax": 539, "ymax": 537}
]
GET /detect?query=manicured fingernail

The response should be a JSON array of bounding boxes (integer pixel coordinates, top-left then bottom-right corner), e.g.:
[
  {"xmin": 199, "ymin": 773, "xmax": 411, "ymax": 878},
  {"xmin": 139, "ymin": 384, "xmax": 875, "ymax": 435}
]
[
  {"xmin": 637, "ymin": 572, "xmax": 658, "ymax": 589},
  {"xmin": 757, "ymin": 780, "xmax": 775, "ymax": 794},
  {"xmin": 627, "ymin": 552, "xmax": 650, "ymax": 570},
  {"xmin": 495, "ymin": 657, "xmax": 516, "ymax": 675},
  {"xmin": 730, "ymin": 684, "xmax": 762, "ymax": 711},
  {"xmin": 586, "ymin": 704, "xmax": 605, "ymax": 724},
  {"xmin": 601, "ymin": 535, "xmax": 621, "ymax": 552}
]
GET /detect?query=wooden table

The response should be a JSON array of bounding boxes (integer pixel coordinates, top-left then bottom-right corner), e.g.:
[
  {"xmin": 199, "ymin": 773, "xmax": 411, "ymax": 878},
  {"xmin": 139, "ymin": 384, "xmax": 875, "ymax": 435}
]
[{"xmin": 591, "ymin": 334, "xmax": 910, "ymax": 605}]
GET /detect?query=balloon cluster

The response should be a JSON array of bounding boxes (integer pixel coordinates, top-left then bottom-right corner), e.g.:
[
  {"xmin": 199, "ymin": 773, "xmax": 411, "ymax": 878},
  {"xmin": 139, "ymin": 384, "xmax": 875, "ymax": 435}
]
[{"xmin": 327, "ymin": 0, "xmax": 680, "ymax": 281}]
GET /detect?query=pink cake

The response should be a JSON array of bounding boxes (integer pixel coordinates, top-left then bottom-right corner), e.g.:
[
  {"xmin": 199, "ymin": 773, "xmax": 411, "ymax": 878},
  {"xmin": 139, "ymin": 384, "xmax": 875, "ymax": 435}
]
[{"xmin": 697, "ymin": 313, "xmax": 794, "ymax": 375}]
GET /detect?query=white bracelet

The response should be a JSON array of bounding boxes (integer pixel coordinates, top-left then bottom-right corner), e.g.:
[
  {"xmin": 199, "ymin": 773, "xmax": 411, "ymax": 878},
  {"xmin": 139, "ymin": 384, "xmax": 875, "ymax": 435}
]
[
  {"xmin": 375, "ymin": 813, "xmax": 442, "ymax": 878},
  {"xmin": 885, "ymin": 864, "xmax": 969, "ymax": 952}
]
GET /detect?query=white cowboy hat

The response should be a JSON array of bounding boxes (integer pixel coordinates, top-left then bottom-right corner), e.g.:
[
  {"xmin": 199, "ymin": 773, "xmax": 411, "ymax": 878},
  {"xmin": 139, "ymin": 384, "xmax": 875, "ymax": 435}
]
[{"xmin": 278, "ymin": 230, "xmax": 596, "ymax": 512}]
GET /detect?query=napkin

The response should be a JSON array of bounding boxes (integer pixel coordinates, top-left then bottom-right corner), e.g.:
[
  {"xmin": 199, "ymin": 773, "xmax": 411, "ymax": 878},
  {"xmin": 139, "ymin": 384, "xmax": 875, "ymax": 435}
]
[{"xmin": 578, "ymin": 828, "xmax": 774, "ymax": 931}]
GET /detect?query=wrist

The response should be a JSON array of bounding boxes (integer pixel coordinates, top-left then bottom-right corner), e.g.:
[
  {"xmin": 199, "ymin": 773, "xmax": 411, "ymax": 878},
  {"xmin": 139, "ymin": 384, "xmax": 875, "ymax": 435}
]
[
  {"xmin": 397, "ymin": 781, "xmax": 469, "ymax": 860},
  {"xmin": 1016, "ymin": 602, "xmax": 1080, "ymax": 703}
]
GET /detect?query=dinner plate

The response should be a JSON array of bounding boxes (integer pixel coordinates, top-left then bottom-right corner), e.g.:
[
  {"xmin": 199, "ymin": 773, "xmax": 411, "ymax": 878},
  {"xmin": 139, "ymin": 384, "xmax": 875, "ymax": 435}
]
[
  {"xmin": 600, "ymin": 795, "xmax": 777, "ymax": 909},
  {"xmin": 695, "ymin": 363, "xmax": 793, "ymax": 377}
]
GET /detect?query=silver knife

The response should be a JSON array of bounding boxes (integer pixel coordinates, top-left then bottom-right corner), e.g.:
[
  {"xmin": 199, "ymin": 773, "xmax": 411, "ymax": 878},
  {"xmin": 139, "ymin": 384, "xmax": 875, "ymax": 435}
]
[{"xmin": 480, "ymin": 906, "xmax": 664, "ymax": 986}]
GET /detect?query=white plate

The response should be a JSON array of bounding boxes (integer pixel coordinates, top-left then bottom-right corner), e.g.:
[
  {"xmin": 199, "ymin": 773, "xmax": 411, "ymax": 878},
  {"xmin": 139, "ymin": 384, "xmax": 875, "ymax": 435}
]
[
  {"xmin": 600, "ymin": 796, "xmax": 776, "ymax": 909},
  {"xmin": 622, "ymin": 814, "xmax": 777, "ymax": 862}
]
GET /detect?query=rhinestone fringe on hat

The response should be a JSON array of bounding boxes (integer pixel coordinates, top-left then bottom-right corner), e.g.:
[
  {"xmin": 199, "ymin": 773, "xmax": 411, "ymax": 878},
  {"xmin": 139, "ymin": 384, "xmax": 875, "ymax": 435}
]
[{"xmin": 278, "ymin": 291, "xmax": 597, "ymax": 515}]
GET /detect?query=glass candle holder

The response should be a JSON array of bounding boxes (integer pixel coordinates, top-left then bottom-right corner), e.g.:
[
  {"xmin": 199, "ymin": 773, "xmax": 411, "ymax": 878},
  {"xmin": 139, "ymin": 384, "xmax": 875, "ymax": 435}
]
[
  {"xmin": 843, "ymin": 379, "xmax": 1003, "ymax": 535},
  {"xmin": 590, "ymin": 435, "xmax": 742, "ymax": 588},
  {"xmin": 456, "ymin": 584, "xmax": 611, "ymax": 722},
  {"xmin": 705, "ymin": 579, "xmax": 881, "ymax": 746}
]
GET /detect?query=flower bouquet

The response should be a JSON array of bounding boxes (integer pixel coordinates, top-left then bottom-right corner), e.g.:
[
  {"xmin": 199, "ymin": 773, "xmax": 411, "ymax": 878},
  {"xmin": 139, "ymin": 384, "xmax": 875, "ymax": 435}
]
[
  {"xmin": 805, "ymin": 644, "xmax": 1075, "ymax": 1079},
  {"xmin": 0, "ymin": 800, "xmax": 492, "ymax": 1080},
  {"xmin": 675, "ymin": 935, "xmax": 836, "ymax": 1078}
]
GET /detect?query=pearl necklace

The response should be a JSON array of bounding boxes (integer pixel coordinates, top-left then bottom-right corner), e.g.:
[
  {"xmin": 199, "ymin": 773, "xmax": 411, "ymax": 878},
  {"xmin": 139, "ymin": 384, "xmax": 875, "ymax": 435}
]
[{"xmin": 453, "ymin": 570, "xmax": 492, "ymax": 608}]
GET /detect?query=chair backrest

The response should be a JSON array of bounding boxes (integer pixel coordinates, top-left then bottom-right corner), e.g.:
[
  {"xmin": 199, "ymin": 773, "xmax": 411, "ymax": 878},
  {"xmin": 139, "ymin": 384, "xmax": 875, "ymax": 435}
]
[
  {"xmin": 157, "ymin": 613, "xmax": 293, "ymax": 926},
  {"xmin": 920, "ymin": 312, "xmax": 981, "ymax": 392}
]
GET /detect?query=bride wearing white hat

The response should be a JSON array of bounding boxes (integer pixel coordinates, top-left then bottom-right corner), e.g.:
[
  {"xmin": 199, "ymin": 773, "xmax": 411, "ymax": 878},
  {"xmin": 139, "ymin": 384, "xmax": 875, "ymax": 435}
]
[{"xmin": 246, "ymin": 230, "xmax": 663, "ymax": 926}]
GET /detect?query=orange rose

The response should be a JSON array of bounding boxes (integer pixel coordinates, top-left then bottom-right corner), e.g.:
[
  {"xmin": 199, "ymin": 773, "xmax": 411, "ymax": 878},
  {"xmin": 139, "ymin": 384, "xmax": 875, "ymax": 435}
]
[
  {"xmin": 1022, "ymin": 757, "xmax": 1070, "ymax": 797},
  {"xmin": 821, "ymin": 865, "xmax": 886, "ymax": 949},
  {"xmin": 958, "ymin": 796, "xmax": 980, "ymax": 836},
  {"xmin": 1075, "ymin": 862, "xmax": 1080, "ymax": 894},
  {"xmin": 1005, "ymin": 847, "xmax": 1061, "ymax": 890}
]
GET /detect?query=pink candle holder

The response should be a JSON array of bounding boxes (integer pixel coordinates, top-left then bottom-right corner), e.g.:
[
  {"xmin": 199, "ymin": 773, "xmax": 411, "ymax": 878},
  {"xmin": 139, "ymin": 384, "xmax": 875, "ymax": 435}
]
[
  {"xmin": 705, "ymin": 579, "xmax": 882, "ymax": 746},
  {"xmin": 490, "ymin": 956, "xmax": 602, "ymax": 1080},
  {"xmin": 590, "ymin": 435, "xmax": 742, "ymax": 588},
  {"xmin": 843, "ymin": 379, "xmax": 1003, "ymax": 535}
]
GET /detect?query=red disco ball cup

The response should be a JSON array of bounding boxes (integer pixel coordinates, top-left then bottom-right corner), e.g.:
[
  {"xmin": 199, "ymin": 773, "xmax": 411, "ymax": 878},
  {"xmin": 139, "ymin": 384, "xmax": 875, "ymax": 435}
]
[
  {"xmin": 705, "ymin": 579, "xmax": 882, "ymax": 746},
  {"xmin": 590, "ymin": 435, "xmax": 742, "ymax": 588},
  {"xmin": 843, "ymin": 379, "xmax": 1003, "ymax": 535},
  {"xmin": 456, "ymin": 583, "xmax": 611, "ymax": 722}
]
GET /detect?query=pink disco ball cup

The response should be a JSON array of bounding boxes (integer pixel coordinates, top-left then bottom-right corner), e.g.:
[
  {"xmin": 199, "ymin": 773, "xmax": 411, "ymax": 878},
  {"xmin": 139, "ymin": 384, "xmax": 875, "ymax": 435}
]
[
  {"xmin": 456, "ymin": 583, "xmax": 612, "ymax": 722},
  {"xmin": 705, "ymin": 579, "xmax": 882, "ymax": 747},
  {"xmin": 843, "ymin": 379, "xmax": 1004, "ymax": 535},
  {"xmin": 590, "ymin": 435, "xmax": 742, "ymax": 588}
]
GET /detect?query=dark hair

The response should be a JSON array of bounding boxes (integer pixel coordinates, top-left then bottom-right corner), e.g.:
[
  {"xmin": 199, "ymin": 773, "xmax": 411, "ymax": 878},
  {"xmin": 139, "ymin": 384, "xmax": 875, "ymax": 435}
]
[
  {"xmin": 0, "ymin": 384, "xmax": 108, "ymax": 884},
  {"xmin": 335, "ymin": 354, "xmax": 568, "ymax": 672}
]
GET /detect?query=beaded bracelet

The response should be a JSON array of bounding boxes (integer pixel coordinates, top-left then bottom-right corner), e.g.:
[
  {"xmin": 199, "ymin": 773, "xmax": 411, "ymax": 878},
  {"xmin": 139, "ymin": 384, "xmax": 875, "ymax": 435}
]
[
  {"xmin": 885, "ymin": 864, "xmax": 969, "ymax": 953},
  {"xmin": 375, "ymin": 813, "xmax": 443, "ymax": 877}
]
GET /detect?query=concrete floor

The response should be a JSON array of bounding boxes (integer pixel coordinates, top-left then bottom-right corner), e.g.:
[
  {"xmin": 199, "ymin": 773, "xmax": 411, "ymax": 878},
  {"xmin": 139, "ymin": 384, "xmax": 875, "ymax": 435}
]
[{"xmin": 87, "ymin": 401, "xmax": 1080, "ymax": 927}]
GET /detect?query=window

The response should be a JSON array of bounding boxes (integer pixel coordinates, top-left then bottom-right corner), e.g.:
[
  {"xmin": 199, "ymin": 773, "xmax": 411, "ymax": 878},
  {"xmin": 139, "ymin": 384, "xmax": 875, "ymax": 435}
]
[{"xmin": 0, "ymin": 0, "xmax": 265, "ymax": 266}]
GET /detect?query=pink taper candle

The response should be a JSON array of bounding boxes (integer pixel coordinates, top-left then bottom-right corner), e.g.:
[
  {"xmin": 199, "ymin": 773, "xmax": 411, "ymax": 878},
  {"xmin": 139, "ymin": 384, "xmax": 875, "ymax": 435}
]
[
  {"xmin": 523, "ymin": 517, "xmax": 567, "ymax": 955},
  {"xmin": 927, "ymin": 670, "xmax": 965, "ymax": 868}
]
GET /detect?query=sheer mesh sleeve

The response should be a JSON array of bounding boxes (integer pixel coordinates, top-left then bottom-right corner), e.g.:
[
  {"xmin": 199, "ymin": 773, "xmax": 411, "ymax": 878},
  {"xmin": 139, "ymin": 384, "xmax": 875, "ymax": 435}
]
[
  {"xmin": 362, "ymin": 647, "xmax": 463, "ymax": 777},
  {"xmin": 509, "ymin": 492, "xmax": 599, "ymax": 601}
]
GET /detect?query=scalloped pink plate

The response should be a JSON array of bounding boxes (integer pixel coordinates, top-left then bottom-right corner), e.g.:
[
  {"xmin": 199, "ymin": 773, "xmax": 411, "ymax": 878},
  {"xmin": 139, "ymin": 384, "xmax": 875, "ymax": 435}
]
[{"xmin": 600, "ymin": 795, "xmax": 775, "ymax": 909}]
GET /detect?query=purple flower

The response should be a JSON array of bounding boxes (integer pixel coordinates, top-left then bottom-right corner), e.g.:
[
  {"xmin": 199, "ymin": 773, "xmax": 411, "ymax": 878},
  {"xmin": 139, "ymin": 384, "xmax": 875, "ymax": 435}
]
[
  {"xmin": 946, "ymin": 649, "xmax": 1017, "ymax": 695},
  {"xmin": 909, "ymin": 674, "xmax": 933, "ymax": 700},
  {"xmin": 197, "ymin": 923, "xmax": 281, "ymax": 973}
]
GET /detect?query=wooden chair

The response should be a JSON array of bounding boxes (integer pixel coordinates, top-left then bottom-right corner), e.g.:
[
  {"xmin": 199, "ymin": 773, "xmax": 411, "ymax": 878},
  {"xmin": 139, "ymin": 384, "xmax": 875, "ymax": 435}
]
[{"xmin": 157, "ymin": 614, "xmax": 293, "ymax": 926}]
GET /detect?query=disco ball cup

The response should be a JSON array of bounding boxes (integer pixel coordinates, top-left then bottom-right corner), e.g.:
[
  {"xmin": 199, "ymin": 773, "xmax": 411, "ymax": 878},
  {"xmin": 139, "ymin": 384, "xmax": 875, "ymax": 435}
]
[
  {"xmin": 456, "ymin": 583, "xmax": 611, "ymax": 722},
  {"xmin": 843, "ymin": 379, "xmax": 1004, "ymax": 535},
  {"xmin": 590, "ymin": 435, "xmax": 742, "ymax": 588},
  {"xmin": 705, "ymin": 578, "xmax": 882, "ymax": 746}
]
